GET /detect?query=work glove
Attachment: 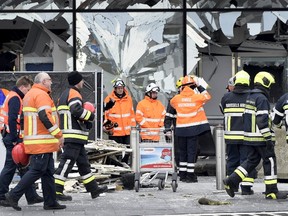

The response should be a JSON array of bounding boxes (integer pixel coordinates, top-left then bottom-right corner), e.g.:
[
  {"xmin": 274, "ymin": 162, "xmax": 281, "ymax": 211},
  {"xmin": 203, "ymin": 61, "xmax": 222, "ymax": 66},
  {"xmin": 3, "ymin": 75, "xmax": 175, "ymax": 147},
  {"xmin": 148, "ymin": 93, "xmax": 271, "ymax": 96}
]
[
  {"xmin": 85, "ymin": 121, "xmax": 93, "ymax": 130},
  {"xmin": 265, "ymin": 140, "xmax": 275, "ymax": 158},
  {"xmin": 104, "ymin": 98, "xmax": 115, "ymax": 111}
]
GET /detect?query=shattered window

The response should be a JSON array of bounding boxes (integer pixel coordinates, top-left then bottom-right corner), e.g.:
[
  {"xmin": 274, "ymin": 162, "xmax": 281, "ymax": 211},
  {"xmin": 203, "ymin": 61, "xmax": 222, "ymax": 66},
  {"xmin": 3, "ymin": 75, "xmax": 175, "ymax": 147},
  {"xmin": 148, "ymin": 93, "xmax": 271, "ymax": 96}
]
[
  {"xmin": 0, "ymin": 1, "xmax": 72, "ymax": 10},
  {"xmin": 0, "ymin": 12, "xmax": 72, "ymax": 71},
  {"xmin": 76, "ymin": 0, "xmax": 183, "ymax": 9},
  {"xmin": 78, "ymin": 12, "xmax": 183, "ymax": 106},
  {"xmin": 187, "ymin": 0, "xmax": 288, "ymax": 9}
]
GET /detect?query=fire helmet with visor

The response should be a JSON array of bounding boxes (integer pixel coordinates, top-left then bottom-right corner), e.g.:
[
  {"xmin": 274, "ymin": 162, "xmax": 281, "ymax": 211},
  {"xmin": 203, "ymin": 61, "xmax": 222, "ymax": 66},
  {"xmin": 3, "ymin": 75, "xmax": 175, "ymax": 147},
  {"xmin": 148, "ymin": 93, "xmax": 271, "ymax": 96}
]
[{"xmin": 254, "ymin": 71, "xmax": 275, "ymax": 89}]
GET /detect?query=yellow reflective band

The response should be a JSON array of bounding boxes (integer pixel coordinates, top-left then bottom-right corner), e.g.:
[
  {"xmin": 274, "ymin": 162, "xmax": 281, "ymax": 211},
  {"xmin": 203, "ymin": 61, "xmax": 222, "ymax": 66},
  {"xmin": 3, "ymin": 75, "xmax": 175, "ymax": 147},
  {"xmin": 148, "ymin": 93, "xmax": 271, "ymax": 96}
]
[
  {"xmin": 224, "ymin": 108, "xmax": 245, "ymax": 113},
  {"xmin": 28, "ymin": 116, "xmax": 32, "ymax": 136},
  {"xmin": 284, "ymin": 105, "xmax": 288, "ymax": 110},
  {"xmin": 224, "ymin": 135, "xmax": 243, "ymax": 140},
  {"xmin": 266, "ymin": 193, "xmax": 276, "ymax": 199},
  {"xmin": 227, "ymin": 116, "xmax": 231, "ymax": 131},
  {"xmin": 63, "ymin": 134, "xmax": 88, "ymax": 140},
  {"xmin": 25, "ymin": 138, "xmax": 59, "ymax": 144},
  {"xmin": 57, "ymin": 105, "xmax": 69, "ymax": 111},
  {"xmin": 84, "ymin": 112, "xmax": 91, "ymax": 121},
  {"xmin": 82, "ymin": 175, "xmax": 95, "ymax": 184},
  {"xmin": 252, "ymin": 115, "xmax": 255, "ymax": 133},
  {"xmin": 245, "ymin": 104, "xmax": 256, "ymax": 110},
  {"xmin": 52, "ymin": 115, "xmax": 56, "ymax": 123},
  {"xmin": 64, "ymin": 114, "xmax": 68, "ymax": 130},
  {"xmin": 23, "ymin": 107, "xmax": 37, "ymax": 112},
  {"xmin": 51, "ymin": 127, "xmax": 61, "ymax": 136},
  {"xmin": 235, "ymin": 169, "xmax": 245, "ymax": 180},
  {"xmin": 51, "ymin": 107, "xmax": 57, "ymax": 111},
  {"xmin": 242, "ymin": 177, "xmax": 254, "ymax": 183},
  {"xmin": 55, "ymin": 179, "xmax": 65, "ymax": 186},
  {"xmin": 264, "ymin": 179, "xmax": 277, "ymax": 185}
]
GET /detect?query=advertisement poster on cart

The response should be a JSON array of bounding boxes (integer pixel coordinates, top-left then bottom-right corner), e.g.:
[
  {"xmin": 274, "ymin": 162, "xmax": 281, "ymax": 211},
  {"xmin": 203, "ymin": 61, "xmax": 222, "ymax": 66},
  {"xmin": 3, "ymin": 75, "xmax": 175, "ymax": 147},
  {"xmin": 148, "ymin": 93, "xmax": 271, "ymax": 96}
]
[{"xmin": 140, "ymin": 147, "xmax": 173, "ymax": 169}]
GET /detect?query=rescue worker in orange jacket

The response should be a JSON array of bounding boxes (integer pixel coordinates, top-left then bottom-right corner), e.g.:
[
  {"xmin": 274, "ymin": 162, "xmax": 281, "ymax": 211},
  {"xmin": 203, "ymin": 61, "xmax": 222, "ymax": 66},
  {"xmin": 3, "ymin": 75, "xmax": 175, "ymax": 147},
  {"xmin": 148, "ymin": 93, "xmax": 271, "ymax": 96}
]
[
  {"xmin": 135, "ymin": 83, "xmax": 166, "ymax": 141},
  {"xmin": 0, "ymin": 76, "xmax": 44, "ymax": 207},
  {"xmin": 5, "ymin": 72, "xmax": 66, "ymax": 211},
  {"xmin": 103, "ymin": 78, "xmax": 136, "ymax": 163},
  {"xmin": 170, "ymin": 75, "xmax": 211, "ymax": 183},
  {"xmin": 54, "ymin": 71, "xmax": 107, "ymax": 202},
  {"xmin": 0, "ymin": 88, "xmax": 9, "ymax": 131}
]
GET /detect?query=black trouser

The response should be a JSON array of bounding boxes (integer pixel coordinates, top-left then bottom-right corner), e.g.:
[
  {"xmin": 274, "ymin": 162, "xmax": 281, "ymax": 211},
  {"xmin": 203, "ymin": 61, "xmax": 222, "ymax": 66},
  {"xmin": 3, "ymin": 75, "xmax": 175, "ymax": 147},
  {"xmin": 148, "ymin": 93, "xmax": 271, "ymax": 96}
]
[
  {"xmin": 229, "ymin": 145, "xmax": 278, "ymax": 194},
  {"xmin": 9, "ymin": 153, "xmax": 56, "ymax": 207},
  {"xmin": 0, "ymin": 135, "xmax": 38, "ymax": 202},
  {"xmin": 178, "ymin": 136, "xmax": 198, "ymax": 179},
  {"xmin": 54, "ymin": 142, "xmax": 98, "ymax": 193}
]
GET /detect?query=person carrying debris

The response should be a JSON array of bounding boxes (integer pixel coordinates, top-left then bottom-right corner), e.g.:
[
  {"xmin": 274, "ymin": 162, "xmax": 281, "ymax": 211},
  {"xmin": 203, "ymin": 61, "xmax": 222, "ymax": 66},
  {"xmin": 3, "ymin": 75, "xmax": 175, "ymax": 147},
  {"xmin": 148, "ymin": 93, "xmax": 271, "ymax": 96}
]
[
  {"xmin": 54, "ymin": 71, "xmax": 107, "ymax": 201},
  {"xmin": 170, "ymin": 75, "xmax": 211, "ymax": 183},
  {"xmin": 103, "ymin": 78, "xmax": 136, "ymax": 164},
  {"xmin": 223, "ymin": 71, "xmax": 287, "ymax": 200},
  {"xmin": 135, "ymin": 83, "xmax": 166, "ymax": 142},
  {"xmin": 220, "ymin": 70, "xmax": 256, "ymax": 195},
  {"xmin": 5, "ymin": 72, "xmax": 66, "ymax": 211},
  {"xmin": 0, "ymin": 76, "xmax": 44, "ymax": 207}
]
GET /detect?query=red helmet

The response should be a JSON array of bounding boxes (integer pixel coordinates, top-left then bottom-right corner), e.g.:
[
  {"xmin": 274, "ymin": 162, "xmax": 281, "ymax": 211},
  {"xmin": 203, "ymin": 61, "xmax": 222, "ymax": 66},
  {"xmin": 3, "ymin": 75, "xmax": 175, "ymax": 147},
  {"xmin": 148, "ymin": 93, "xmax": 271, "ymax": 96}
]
[
  {"xmin": 12, "ymin": 143, "xmax": 30, "ymax": 167},
  {"xmin": 83, "ymin": 102, "xmax": 95, "ymax": 113}
]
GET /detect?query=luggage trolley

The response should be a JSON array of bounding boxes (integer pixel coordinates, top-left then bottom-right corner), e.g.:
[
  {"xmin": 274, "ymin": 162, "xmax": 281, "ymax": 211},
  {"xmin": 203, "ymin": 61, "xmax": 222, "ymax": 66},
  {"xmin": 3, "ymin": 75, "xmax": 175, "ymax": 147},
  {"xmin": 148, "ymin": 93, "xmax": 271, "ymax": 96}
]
[{"xmin": 131, "ymin": 127, "xmax": 178, "ymax": 192}]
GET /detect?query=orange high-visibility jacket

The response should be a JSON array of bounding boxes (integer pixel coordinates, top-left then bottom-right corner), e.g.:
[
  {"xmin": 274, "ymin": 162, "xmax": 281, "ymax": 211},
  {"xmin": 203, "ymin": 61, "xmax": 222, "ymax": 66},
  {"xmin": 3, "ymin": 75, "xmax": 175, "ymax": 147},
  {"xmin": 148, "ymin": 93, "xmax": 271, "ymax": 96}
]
[
  {"xmin": 104, "ymin": 89, "xmax": 136, "ymax": 136},
  {"xmin": 0, "ymin": 91, "xmax": 22, "ymax": 135},
  {"xmin": 136, "ymin": 96, "xmax": 166, "ymax": 141},
  {"xmin": 22, "ymin": 83, "xmax": 62, "ymax": 154},
  {"xmin": 170, "ymin": 86, "xmax": 211, "ymax": 135}
]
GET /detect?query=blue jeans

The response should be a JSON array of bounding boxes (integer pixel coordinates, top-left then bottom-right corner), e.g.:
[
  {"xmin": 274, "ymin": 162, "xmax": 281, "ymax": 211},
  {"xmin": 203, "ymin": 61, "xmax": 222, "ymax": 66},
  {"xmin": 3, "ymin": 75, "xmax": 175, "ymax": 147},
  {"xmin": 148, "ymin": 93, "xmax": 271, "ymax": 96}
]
[
  {"xmin": 0, "ymin": 135, "xmax": 38, "ymax": 202},
  {"xmin": 9, "ymin": 153, "xmax": 56, "ymax": 206}
]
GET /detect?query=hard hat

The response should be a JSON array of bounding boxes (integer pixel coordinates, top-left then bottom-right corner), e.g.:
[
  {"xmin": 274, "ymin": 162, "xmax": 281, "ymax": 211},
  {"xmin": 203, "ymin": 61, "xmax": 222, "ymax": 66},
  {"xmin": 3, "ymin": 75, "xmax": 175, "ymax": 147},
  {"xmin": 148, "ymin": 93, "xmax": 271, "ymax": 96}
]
[
  {"xmin": 254, "ymin": 71, "xmax": 275, "ymax": 88},
  {"xmin": 83, "ymin": 102, "xmax": 95, "ymax": 113},
  {"xmin": 145, "ymin": 83, "xmax": 160, "ymax": 93},
  {"xmin": 12, "ymin": 143, "xmax": 30, "ymax": 167},
  {"xmin": 234, "ymin": 70, "xmax": 250, "ymax": 86},
  {"xmin": 182, "ymin": 75, "xmax": 196, "ymax": 86},
  {"xmin": 175, "ymin": 77, "xmax": 184, "ymax": 89},
  {"xmin": 113, "ymin": 78, "xmax": 125, "ymax": 88},
  {"xmin": 226, "ymin": 77, "xmax": 235, "ymax": 89}
]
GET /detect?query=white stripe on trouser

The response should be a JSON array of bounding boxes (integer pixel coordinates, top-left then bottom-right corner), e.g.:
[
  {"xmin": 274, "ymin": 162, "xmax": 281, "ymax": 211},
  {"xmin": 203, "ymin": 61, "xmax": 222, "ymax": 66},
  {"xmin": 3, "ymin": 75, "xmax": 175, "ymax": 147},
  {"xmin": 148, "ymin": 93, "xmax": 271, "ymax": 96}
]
[
  {"xmin": 60, "ymin": 159, "xmax": 71, "ymax": 178},
  {"xmin": 179, "ymin": 161, "xmax": 187, "ymax": 171},
  {"xmin": 187, "ymin": 163, "xmax": 195, "ymax": 173},
  {"xmin": 241, "ymin": 182, "xmax": 253, "ymax": 186}
]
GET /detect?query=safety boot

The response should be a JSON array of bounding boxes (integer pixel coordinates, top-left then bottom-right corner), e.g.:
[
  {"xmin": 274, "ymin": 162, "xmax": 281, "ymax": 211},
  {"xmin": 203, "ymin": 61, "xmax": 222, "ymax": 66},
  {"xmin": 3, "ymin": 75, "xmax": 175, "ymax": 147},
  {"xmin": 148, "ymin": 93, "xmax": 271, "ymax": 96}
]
[
  {"xmin": 56, "ymin": 192, "xmax": 72, "ymax": 201},
  {"xmin": 241, "ymin": 186, "xmax": 254, "ymax": 195},
  {"xmin": 91, "ymin": 185, "xmax": 108, "ymax": 199},
  {"xmin": 266, "ymin": 191, "xmax": 287, "ymax": 200},
  {"xmin": 223, "ymin": 178, "xmax": 237, "ymax": 198}
]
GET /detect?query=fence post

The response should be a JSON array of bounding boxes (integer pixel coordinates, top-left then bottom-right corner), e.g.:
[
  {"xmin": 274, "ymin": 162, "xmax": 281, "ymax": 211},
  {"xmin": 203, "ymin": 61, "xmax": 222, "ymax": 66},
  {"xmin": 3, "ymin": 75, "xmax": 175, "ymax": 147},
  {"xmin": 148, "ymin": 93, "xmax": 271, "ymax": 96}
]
[
  {"xmin": 214, "ymin": 124, "xmax": 226, "ymax": 190},
  {"xmin": 130, "ymin": 127, "xmax": 138, "ymax": 172}
]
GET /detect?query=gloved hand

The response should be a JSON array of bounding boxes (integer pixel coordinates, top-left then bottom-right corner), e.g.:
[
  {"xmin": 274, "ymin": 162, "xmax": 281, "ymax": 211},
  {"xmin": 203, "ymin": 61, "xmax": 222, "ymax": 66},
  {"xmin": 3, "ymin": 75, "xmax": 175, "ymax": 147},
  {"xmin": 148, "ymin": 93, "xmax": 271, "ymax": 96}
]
[
  {"xmin": 104, "ymin": 98, "xmax": 115, "ymax": 111},
  {"xmin": 85, "ymin": 121, "xmax": 93, "ymax": 130},
  {"xmin": 265, "ymin": 140, "xmax": 275, "ymax": 157}
]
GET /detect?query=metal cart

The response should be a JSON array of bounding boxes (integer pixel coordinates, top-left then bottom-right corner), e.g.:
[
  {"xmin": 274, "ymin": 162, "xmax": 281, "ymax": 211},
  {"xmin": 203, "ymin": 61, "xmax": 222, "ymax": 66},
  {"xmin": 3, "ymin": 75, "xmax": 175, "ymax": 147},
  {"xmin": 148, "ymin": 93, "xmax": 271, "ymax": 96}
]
[{"xmin": 130, "ymin": 127, "xmax": 178, "ymax": 192}]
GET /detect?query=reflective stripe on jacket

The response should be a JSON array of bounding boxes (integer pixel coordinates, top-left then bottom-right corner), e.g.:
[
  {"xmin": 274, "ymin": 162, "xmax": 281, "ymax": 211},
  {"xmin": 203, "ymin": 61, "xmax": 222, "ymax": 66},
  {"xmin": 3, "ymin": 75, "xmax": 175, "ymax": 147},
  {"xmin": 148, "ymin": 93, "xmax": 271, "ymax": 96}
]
[
  {"xmin": 0, "ymin": 90, "xmax": 22, "ymax": 138},
  {"xmin": 23, "ymin": 83, "xmax": 62, "ymax": 154},
  {"xmin": 219, "ymin": 86, "xmax": 250, "ymax": 144},
  {"xmin": 104, "ymin": 89, "xmax": 136, "ymax": 136},
  {"xmin": 243, "ymin": 88, "xmax": 274, "ymax": 146},
  {"xmin": 57, "ymin": 86, "xmax": 94, "ymax": 144},
  {"xmin": 135, "ymin": 96, "xmax": 166, "ymax": 141},
  {"xmin": 170, "ymin": 86, "xmax": 211, "ymax": 135}
]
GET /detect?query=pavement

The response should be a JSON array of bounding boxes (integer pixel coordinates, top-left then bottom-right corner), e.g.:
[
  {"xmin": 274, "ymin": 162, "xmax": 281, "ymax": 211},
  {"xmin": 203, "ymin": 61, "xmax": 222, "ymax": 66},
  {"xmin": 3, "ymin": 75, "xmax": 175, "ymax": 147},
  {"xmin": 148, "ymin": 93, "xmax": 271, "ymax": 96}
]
[{"xmin": 1, "ymin": 176, "xmax": 288, "ymax": 216}]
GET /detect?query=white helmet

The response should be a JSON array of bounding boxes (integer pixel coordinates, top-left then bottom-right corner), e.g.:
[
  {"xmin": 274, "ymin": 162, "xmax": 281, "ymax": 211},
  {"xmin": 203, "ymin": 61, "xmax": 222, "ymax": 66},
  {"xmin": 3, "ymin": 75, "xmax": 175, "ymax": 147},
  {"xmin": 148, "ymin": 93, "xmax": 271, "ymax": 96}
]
[
  {"xmin": 145, "ymin": 83, "xmax": 160, "ymax": 93},
  {"xmin": 113, "ymin": 78, "xmax": 125, "ymax": 88}
]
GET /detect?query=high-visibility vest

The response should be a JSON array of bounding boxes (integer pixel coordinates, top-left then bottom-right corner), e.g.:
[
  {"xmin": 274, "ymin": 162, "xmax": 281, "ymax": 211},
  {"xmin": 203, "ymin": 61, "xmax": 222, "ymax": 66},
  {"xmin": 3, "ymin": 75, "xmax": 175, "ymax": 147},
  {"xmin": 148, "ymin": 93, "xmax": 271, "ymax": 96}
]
[
  {"xmin": 23, "ymin": 84, "xmax": 62, "ymax": 154},
  {"xmin": 0, "ymin": 91, "xmax": 22, "ymax": 137},
  {"xmin": 0, "ymin": 88, "xmax": 9, "ymax": 130},
  {"xmin": 135, "ymin": 96, "xmax": 166, "ymax": 141},
  {"xmin": 104, "ymin": 89, "xmax": 136, "ymax": 136}
]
